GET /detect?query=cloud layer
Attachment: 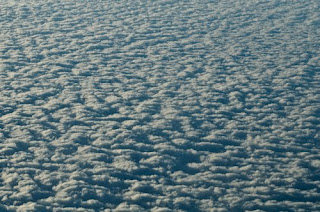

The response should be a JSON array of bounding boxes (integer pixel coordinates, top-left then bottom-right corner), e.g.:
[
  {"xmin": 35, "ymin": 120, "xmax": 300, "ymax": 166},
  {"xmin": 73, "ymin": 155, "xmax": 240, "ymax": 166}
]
[{"xmin": 1, "ymin": 0, "xmax": 320, "ymax": 211}]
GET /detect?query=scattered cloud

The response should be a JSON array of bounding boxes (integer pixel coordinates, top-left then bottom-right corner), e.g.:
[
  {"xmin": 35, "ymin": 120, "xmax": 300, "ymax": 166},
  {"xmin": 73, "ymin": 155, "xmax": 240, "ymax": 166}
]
[{"xmin": 0, "ymin": 0, "xmax": 319, "ymax": 211}]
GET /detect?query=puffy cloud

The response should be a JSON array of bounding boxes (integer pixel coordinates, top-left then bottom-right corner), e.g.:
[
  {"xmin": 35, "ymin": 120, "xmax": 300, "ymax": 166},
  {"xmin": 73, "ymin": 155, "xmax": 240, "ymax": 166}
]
[{"xmin": 0, "ymin": 0, "xmax": 319, "ymax": 211}]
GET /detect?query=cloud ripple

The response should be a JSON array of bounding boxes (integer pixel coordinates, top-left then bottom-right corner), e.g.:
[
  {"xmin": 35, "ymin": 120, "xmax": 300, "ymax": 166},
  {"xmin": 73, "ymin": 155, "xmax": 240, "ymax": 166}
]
[{"xmin": 0, "ymin": 0, "xmax": 319, "ymax": 211}]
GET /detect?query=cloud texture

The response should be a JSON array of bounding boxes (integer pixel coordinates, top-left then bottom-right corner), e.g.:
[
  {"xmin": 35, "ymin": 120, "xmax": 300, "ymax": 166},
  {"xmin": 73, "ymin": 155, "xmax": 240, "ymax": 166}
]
[{"xmin": 0, "ymin": 0, "xmax": 320, "ymax": 211}]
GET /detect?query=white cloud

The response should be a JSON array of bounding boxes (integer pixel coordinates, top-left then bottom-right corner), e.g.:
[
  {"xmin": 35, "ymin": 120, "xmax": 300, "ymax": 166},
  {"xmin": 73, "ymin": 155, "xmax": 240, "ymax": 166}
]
[{"xmin": 0, "ymin": 0, "xmax": 319, "ymax": 211}]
